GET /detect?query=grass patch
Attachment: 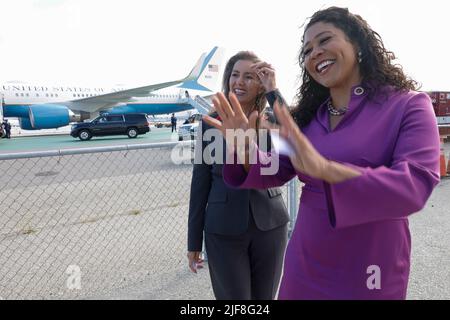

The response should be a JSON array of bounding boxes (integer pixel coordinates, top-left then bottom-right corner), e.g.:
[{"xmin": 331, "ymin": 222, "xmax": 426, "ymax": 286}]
[
  {"xmin": 81, "ymin": 218, "xmax": 100, "ymax": 224},
  {"xmin": 21, "ymin": 228, "xmax": 36, "ymax": 235},
  {"xmin": 129, "ymin": 209, "xmax": 141, "ymax": 216}
]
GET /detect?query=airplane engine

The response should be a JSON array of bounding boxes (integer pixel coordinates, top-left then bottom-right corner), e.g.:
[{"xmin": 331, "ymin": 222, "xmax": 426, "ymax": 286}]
[
  {"xmin": 18, "ymin": 104, "xmax": 80, "ymax": 130},
  {"xmin": 18, "ymin": 118, "xmax": 34, "ymax": 130}
]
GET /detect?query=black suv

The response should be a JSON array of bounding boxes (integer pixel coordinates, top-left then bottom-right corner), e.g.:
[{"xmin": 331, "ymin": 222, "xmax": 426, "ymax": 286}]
[{"xmin": 70, "ymin": 113, "xmax": 150, "ymax": 141}]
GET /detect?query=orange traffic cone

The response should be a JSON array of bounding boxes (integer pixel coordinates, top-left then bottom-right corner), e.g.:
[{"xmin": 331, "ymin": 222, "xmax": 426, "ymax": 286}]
[
  {"xmin": 440, "ymin": 152, "xmax": 447, "ymax": 178},
  {"xmin": 439, "ymin": 137, "xmax": 448, "ymax": 178}
]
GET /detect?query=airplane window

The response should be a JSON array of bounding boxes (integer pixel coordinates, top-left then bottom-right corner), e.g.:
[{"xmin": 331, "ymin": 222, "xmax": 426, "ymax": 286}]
[{"xmin": 16, "ymin": 93, "xmax": 19, "ymax": 97}]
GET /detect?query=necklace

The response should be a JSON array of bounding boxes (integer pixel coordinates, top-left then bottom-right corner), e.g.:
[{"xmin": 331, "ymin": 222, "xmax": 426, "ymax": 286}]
[{"xmin": 327, "ymin": 100, "xmax": 348, "ymax": 116}]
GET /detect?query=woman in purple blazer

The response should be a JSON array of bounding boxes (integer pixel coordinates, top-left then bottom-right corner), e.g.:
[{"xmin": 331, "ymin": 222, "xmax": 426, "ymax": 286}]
[{"xmin": 204, "ymin": 7, "xmax": 441, "ymax": 299}]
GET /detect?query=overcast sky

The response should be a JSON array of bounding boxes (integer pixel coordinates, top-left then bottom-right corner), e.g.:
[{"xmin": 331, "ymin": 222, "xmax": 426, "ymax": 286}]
[{"xmin": 0, "ymin": 0, "xmax": 448, "ymax": 103}]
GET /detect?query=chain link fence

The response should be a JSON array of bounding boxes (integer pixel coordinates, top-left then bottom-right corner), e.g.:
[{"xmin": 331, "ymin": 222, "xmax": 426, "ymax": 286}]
[{"xmin": 0, "ymin": 142, "xmax": 298, "ymax": 300}]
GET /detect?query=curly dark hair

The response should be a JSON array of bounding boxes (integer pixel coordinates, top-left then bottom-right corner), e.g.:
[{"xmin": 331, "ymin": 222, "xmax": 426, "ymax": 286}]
[{"xmin": 292, "ymin": 6, "xmax": 418, "ymax": 128}]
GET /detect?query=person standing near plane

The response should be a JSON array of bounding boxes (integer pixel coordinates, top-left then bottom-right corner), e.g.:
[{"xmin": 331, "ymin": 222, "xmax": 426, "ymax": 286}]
[
  {"xmin": 187, "ymin": 51, "xmax": 289, "ymax": 300},
  {"xmin": 2, "ymin": 119, "xmax": 11, "ymax": 139},
  {"xmin": 204, "ymin": 7, "xmax": 440, "ymax": 299},
  {"xmin": 171, "ymin": 113, "xmax": 177, "ymax": 132},
  {"xmin": 0, "ymin": 121, "xmax": 4, "ymax": 138},
  {"xmin": 5, "ymin": 119, "xmax": 11, "ymax": 139}
]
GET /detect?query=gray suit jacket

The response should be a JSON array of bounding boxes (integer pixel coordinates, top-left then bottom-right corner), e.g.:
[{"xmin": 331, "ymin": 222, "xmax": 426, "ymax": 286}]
[{"xmin": 188, "ymin": 121, "xmax": 289, "ymax": 251}]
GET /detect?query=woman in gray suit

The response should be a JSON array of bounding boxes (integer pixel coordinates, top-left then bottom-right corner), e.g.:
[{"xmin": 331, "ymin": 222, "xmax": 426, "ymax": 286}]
[{"xmin": 187, "ymin": 51, "xmax": 289, "ymax": 300}]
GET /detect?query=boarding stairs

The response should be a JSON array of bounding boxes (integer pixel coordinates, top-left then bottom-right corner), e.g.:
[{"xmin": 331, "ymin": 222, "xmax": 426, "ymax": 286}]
[
  {"xmin": 0, "ymin": 94, "xmax": 4, "ymax": 138},
  {"xmin": 0, "ymin": 93, "xmax": 3, "ymax": 122},
  {"xmin": 147, "ymin": 92, "xmax": 212, "ymax": 115},
  {"xmin": 189, "ymin": 95, "xmax": 212, "ymax": 115}
]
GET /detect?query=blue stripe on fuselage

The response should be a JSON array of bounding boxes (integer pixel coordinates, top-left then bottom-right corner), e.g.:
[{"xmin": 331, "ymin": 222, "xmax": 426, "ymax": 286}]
[
  {"xmin": 105, "ymin": 103, "xmax": 194, "ymax": 115},
  {"xmin": 3, "ymin": 102, "xmax": 194, "ymax": 118}
]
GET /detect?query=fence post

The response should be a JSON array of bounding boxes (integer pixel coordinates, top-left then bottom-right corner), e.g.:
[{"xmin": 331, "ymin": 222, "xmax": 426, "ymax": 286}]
[
  {"xmin": 287, "ymin": 179, "xmax": 299, "ymax": 237},
  {"xmin": 0, "ymin": 93, "xmax": 3, "ymax": 122}
]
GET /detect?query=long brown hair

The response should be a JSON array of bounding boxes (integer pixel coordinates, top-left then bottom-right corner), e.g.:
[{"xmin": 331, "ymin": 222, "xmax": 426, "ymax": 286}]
[{"xmin": 292, "ymin": 6, "xmax": 418, "ymax": 128}]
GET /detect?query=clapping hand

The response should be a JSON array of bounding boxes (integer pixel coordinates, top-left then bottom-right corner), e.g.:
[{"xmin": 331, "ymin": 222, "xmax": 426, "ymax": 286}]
[
  {"xmin": 261, "ymin": 100, "xmax": 330, "ymax": 180},
  {"xmin": 204, "ymin": 92, "xmax": 258, "ymax": 135},
  {"xmin": 203, "ymin": 92, "xmax": 259, "ymax": 165}
]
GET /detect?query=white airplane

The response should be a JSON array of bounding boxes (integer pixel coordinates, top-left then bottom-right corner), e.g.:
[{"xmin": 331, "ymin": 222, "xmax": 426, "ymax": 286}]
[{"xmin": 0, "ymin": 47, "xmax": 224, "ymax": 130}]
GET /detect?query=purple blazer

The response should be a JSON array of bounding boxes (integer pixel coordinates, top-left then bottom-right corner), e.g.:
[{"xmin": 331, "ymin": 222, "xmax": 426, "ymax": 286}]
[{"xmin": 223, "ymin": 85, "xmax": 440, "ymax": 299}]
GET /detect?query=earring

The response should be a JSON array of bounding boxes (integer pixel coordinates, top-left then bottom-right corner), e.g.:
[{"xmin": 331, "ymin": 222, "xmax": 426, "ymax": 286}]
[{"xmin": 358, "ymin": 51, "xmax": 362, "ymax": 63}]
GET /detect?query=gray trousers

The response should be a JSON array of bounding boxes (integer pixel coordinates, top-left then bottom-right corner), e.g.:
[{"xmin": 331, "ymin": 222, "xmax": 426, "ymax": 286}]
[{"xmin": 205, "ymin": 214, "xmax": 288, "ymax": 300}]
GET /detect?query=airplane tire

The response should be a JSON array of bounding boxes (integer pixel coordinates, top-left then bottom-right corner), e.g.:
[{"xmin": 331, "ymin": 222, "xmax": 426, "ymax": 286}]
[{"xmin": 79, "ymin": 129, "xmax": 92, "ymax": 141}]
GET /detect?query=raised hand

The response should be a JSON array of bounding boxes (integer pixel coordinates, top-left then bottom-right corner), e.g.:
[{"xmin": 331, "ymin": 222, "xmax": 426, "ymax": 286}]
[
  {"xmin": 203, "ymin": 92, "xmax": 259, "ymax": 167},
  {"xmin": 262, "ymin": 100, "xmax": 330, "ymax": 180},
  {"xmin": 251, "ymin": 61, "xmax": 277, "ymax": 92},
  {"xmin": 262, "ymin": 101, "xmax": 361, "ymax": 183},
  {"xmin": 203, "ymin": 92, "xmax": 258, "ymax": 135}
]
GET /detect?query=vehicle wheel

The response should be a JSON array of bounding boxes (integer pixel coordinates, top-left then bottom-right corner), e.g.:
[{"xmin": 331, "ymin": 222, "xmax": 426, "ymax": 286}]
[
  {"xmin": 78, "ymin": 129, "xmax": 92, "ymax": 141},
  {"xmin": 127, "ymin": 127, "xmax": 138, "ymax": 138}
]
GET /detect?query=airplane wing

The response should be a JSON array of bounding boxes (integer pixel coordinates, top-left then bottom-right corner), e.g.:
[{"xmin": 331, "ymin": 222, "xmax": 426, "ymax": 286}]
[{"xmin": 64, "ymin": 52, "xmax": 207, "ymax": 113}]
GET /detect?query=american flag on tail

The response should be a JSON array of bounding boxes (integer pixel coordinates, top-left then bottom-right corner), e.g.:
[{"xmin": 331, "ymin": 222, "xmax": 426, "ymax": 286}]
[{"xmin": 208, "ymin": 64, "xmax": 218, "ymax": 72}]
